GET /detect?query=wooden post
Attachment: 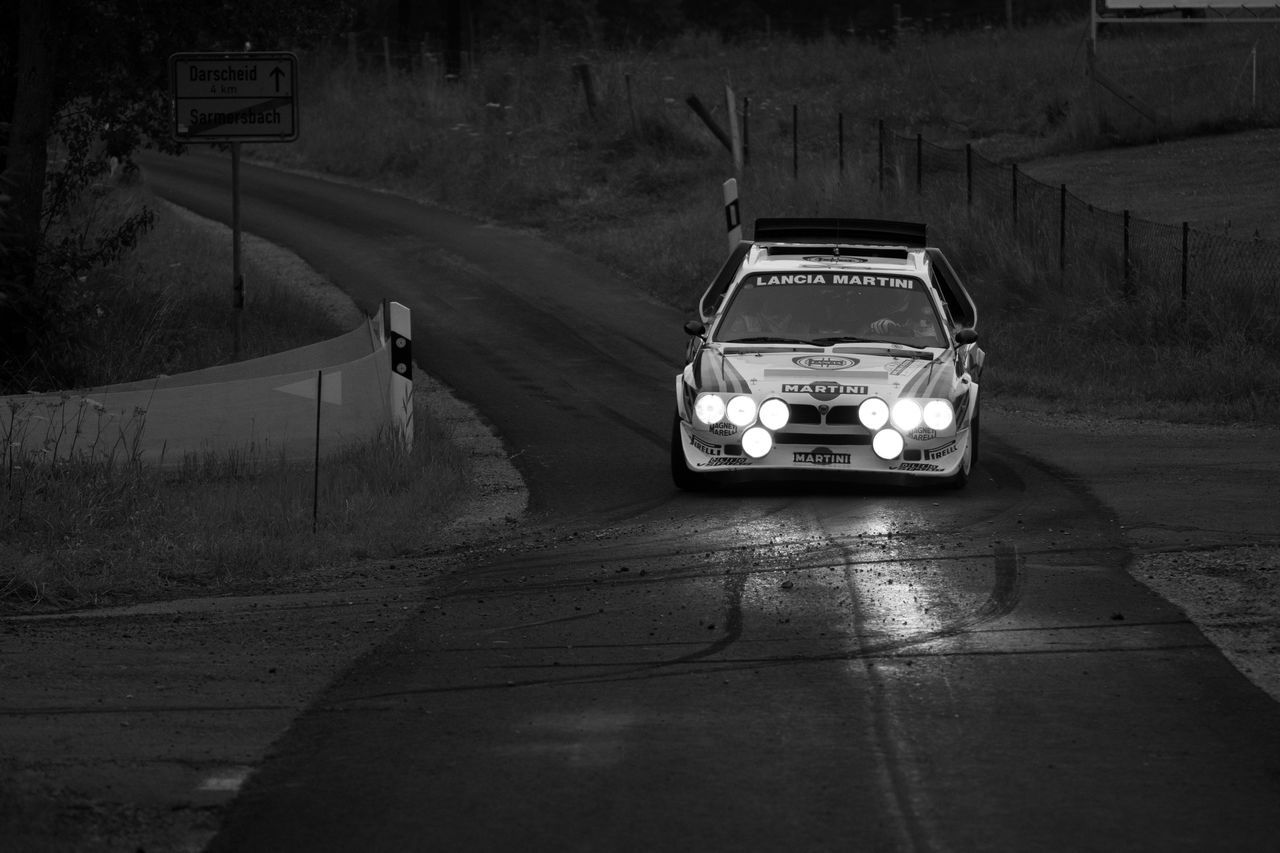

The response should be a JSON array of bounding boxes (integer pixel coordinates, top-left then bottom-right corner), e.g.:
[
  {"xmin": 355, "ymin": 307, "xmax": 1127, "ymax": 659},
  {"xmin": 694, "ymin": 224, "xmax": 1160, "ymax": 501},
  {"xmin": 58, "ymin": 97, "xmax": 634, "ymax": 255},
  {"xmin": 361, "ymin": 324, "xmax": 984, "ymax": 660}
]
[
  {"xmin": 878, "ymin": 119, "xmax": 884, "ymax": 194},
  {"xmin": 915, "ymin": 133, "xmax": 922, "ymax": 195},
  {"xmin": 1059, "ymin": 184, "xmax": 1067, "ymax": 274},
  {"xmin": 838, "ymin": 113, "xmax": 844, "ymax": 178},
  {"xmin": 1181, "ymin": 221, "xmax": 1189, "ymax": 308},
  {"xmin": 1011, "ymin": 163, "xmax": 1019, "ymax": 226},
  {"xmin": 965, "ymin": 143, "xmax": 973, "ymax": 208},
  {"xmin": 686, "ymin": 95, "xmax": 732, "ymax": 152},
  {"xmin": 574, "ymin": 63, "xmax": 597, "ymax": 119},
  {"xmin": 231, "ymin": 141, "xmax": 243, "ymax": 359},
  {"xmin": 1123, "ymin": 209, "xmax": 1132, "ymax": 300},
  {"xmin": 792, "ymin": 104, "xmax": 798, "ymax": 179},
  {"xmin": 726, "ymin": 83, "xmax": 743, "ymax": 173}
]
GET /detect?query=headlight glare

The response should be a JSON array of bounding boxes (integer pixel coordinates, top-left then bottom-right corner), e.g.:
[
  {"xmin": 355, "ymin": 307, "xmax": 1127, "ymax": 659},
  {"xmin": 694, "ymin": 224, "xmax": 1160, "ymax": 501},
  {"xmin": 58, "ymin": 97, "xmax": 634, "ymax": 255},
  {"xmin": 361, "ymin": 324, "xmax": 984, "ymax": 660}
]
[
  {"xmin": 872, "ymin": 428, "xmax": 905, "ymax": 460},
  {"xmin": 726, "ymin": 395, "xmax": 758, "ymax": 427},
  {"xmin": 694, "ymin": 393, "xmax": 725, "ymax": 426},
  {"xmin": 758, "ymin": 398, "xmax": 789, "ymax": 430},
  {"xmin": 891, "ymin": 399, "xmax": 922, "ymax": 431},
  {"xmin": 859, "ymin": 397, "xmax": 889, "ymax": 430},
  {"xmin": 741, "ymin": 426, "xmax": 773, "ymax": 458},
  {"xmin": 923, "ymin": 399, "xmax": 954, "ymax": 430}
]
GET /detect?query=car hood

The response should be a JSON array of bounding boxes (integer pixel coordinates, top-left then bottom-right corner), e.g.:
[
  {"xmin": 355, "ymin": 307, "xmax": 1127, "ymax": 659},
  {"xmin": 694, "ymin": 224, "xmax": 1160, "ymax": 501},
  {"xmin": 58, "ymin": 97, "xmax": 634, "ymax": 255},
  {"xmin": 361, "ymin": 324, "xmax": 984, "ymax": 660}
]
[{"xmin": 689, "ymin": 345, "xmax": 960, "ymax": 401}]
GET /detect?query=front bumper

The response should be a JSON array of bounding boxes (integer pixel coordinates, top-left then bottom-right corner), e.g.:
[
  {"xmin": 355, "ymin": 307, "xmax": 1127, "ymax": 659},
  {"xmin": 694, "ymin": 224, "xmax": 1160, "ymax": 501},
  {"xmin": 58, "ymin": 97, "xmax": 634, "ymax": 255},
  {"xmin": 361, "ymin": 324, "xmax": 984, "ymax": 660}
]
[{"xmin": 675, "ymin": 418, "xmax": 970, "ymax": 484}]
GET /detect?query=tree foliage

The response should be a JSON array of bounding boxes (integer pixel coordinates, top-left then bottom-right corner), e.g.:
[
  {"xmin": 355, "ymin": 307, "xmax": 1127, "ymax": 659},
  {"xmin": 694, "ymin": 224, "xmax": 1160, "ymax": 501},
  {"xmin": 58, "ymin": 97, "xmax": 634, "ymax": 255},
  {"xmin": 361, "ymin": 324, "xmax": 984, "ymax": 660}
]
[{"xmin": 0, "ymin": 0, "xmax": 353, "ymax": 390}]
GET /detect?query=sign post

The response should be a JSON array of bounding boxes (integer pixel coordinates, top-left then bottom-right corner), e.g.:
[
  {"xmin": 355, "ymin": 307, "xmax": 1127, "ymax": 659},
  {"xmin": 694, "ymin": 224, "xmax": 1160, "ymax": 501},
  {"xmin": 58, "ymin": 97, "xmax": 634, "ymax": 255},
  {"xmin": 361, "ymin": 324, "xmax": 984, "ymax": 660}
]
[{"xmin": 170, "ymin": 52, "xmax": 299, "ymax": 357}]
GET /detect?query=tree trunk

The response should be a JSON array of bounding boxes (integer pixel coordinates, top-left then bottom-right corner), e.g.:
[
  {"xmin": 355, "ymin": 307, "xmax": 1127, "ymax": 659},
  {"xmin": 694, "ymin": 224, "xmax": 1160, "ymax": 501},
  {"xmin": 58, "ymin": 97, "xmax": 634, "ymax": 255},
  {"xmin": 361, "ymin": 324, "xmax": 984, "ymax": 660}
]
[{"xmin": 3, "ymin": 0, "xmax": 59, "ymax": 255}]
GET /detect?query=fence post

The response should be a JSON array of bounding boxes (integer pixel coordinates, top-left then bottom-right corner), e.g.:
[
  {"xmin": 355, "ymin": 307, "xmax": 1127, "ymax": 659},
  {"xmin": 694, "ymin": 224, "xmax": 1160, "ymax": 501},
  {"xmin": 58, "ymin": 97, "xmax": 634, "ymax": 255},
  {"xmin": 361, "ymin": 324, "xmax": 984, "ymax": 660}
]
[
  {"xmin": 1059, "ymin": 184, "xmax": 1067, "ymax": 275},
  {"xmin": 1123, "ymin": 209, "xmax": 1132, "ymax": 300},
  {"xmin": 877, "ymin": 119, "xmax": 884, "ymax": 194},
  {"xmin": 966, "ymin": 143, "xmax": 973, "ymax": 208},
  {"xmin": 574, "ymin": 63, "xmax": 598, "ymax": 120},
  {"xmin": 743, "ymin": 96, "xmax": 750, "ymax": 166},
  {"xmin": 838, "ymin": 112, "xmax": 844, "ymax": 179},
  {"xmin": 916, "ymin": 133, "xmax": 922, "ymax": 195},
  {"xmin": 792, "ymin": 104, "xmax": 798, "ymax": 179},
  {"xmin": 1011, "ymin": 164, "xmax": 1019, "ymax": 226},
  {"xmin": 1181, "ymin": 221, "xmax": 1189, "ymax": 309}
]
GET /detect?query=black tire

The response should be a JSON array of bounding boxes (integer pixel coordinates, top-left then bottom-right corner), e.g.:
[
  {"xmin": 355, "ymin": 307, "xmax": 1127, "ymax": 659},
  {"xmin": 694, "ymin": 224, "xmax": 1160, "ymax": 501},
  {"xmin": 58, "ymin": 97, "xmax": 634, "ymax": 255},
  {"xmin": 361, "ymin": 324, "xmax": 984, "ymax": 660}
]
[
  {"xmin": 671, "ymin": 415, "xmax": 709, "ymax": 491},
  {"xmin": 945, "ymin": 402, "xmax": 979, "ymax": 490}
]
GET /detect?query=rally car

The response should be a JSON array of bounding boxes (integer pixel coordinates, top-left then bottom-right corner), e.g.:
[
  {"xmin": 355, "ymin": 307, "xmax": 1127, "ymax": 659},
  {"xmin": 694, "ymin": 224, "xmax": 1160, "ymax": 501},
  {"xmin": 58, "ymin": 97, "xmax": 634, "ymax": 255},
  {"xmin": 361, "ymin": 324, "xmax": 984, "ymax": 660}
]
[{"xmin": 672, "ymin": 217, "xmax": 984, "ymax": 490}]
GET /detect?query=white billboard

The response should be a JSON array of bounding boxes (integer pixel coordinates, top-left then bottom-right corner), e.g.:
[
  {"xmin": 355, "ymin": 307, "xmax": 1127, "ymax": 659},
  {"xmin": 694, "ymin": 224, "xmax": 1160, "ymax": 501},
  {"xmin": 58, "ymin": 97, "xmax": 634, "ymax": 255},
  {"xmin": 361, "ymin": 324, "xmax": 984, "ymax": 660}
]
[{"xmin": 1104, "ymin": 1, "xmax": 1280, "ymax": 7}]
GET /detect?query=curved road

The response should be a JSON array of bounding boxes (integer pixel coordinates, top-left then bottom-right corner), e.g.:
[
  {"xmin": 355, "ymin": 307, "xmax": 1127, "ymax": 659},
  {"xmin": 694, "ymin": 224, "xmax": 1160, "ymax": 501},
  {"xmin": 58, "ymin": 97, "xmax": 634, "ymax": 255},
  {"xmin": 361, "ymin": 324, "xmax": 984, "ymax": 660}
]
[{"xmin": 142, "ymin": 150, "xmax": 1280, "ymax": 852}]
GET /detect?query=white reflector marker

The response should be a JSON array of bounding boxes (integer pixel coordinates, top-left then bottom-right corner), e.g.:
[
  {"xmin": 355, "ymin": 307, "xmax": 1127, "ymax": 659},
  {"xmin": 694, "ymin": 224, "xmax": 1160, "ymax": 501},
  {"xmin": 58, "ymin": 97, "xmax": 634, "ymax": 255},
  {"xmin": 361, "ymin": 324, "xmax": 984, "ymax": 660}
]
[
  {"xmin": 723, "ymin": 178, "xmax": 741, "ymax": 252},
  {"xmin": 385, "ymin": 300, "xmax": 413, "ymax": 451}
]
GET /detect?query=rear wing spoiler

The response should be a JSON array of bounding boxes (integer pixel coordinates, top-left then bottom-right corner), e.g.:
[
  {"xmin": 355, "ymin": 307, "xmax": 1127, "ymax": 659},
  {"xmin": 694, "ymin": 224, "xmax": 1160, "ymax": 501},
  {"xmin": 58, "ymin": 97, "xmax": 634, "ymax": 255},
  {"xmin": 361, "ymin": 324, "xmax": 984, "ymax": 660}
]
[{"xmin": 753, "ymin": 218, "xmax": 927, "ymax": 248}]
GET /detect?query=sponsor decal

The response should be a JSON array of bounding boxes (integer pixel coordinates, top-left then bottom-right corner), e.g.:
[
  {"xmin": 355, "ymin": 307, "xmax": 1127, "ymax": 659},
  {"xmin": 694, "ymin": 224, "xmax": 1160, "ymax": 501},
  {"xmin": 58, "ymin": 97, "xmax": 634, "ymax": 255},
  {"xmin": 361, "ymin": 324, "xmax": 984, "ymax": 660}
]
[
  {"xmin": 794, "ymin": 447, "xmax": 850, "ymax": 466},
  {"xmin": 803, "ymin": 255, "xmax": 868, "ymax": 263},
  {"xmin": 701, "ymin": 457, "xmax": 742, "ymax": 468},
  {"xmin": 924, "ymin": 441, "xmax": 957, "ymax": 461},
  {"xmin": 888, "ymin": 359, "xmax": 918, "ymax": 376},
  {"xmin": 782, "ymin": 383, "xmax": 868, "ymax": 402},
  {"xmin": 710, "ymin": 422, "xmax": 737, "ymax": 436},
  {"xmin": 908, "ymin": 426, "xmax": 937, "ymax": 441},
  {"xmin": 793, "ymin": 355, "xmax": 858, "ymax": 370},
  {"xmin": 749, "ymin": 273, "xmax": 920, "ymax": 289},
  {"xmin": 891, "ymin": 462, "xmax": 941, "ymax": 472},
  {"xmin": 691, "ymin": 435, "xmax": 721, "ymax": 456}
]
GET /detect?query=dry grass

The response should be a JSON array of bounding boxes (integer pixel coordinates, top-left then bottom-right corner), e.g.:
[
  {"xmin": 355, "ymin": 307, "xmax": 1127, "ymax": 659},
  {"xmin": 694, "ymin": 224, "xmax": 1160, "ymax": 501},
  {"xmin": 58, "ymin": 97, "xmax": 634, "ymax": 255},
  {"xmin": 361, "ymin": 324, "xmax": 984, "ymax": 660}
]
[
  {"xmin": 244, "ymin": 17, "xmax": 1280, "ymax": 421},
  {"xmin": 1, "ymin": 189, "xmax": 471, "ymax": 612}
]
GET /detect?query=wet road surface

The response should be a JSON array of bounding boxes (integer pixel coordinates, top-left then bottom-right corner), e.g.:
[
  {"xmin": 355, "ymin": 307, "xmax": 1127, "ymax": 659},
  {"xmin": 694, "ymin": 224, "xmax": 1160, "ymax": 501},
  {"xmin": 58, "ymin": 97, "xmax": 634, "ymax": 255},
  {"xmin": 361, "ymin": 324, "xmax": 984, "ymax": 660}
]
[{"xmin": 141, "ymin": 150, "xmax": 1280, "ymax": 852}]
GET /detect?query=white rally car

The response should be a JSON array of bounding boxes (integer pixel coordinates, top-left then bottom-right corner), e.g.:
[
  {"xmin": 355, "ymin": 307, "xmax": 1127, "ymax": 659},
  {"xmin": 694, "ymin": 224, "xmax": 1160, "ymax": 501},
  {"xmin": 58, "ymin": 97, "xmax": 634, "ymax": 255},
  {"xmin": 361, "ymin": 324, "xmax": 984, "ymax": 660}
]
[{"xmin": 672, "ymin": 218, "xmax": 984, "ymax": 490}]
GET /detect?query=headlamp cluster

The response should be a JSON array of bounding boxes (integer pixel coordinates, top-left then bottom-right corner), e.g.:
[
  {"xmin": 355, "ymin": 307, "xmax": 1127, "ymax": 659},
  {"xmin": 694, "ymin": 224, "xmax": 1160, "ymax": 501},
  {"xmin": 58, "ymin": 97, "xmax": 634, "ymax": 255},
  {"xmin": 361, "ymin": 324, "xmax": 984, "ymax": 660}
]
[
  {"xmin": 694, "ymin": 393, "xmax": 790, "ymax": 459},
  {"xmin": 693, "ymin": 393, "xmax": 954, "ymax": 464},
  {"xmin": 858, "ymin": 396, "xmax": 954, "ymax": 460}
]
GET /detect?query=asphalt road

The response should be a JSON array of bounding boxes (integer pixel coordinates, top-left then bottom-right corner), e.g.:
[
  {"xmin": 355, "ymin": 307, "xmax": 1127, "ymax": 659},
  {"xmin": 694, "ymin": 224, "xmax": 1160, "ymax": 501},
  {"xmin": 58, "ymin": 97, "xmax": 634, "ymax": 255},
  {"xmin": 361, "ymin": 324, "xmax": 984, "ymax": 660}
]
[{"xmin": 136, "ymin": 150, "xmax": 1280, "ymax": 852}]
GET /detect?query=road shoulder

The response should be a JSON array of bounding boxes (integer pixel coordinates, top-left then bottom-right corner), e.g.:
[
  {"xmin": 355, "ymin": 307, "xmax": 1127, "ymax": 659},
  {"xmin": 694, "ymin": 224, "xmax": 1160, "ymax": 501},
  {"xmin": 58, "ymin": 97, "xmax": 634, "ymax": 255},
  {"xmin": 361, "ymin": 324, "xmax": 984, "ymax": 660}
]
[{"xmin": 986, "ymin": 402, "xmax": 1280, "ymax": 703}]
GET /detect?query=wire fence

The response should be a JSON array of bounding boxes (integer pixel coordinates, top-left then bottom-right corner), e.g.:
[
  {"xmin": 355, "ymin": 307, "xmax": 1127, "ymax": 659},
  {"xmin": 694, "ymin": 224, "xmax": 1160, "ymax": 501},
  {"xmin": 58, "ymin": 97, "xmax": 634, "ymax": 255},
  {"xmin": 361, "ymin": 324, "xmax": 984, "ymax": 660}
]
[{"xmin": 878, "ymin": 123, "xmax": 1280, "ymax": 320}]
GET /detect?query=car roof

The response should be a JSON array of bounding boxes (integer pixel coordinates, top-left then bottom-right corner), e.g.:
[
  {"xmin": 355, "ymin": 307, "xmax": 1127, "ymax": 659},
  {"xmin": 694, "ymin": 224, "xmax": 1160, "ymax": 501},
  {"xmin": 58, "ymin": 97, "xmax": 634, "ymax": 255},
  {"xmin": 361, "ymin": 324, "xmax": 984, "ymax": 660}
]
[
  {"xmin": 697, "ymin": 217, "xmax": 978, "ymax": 329},
  {"xmin": 737, "ymin": 245, "xmax": 929, "ymax": 278}
]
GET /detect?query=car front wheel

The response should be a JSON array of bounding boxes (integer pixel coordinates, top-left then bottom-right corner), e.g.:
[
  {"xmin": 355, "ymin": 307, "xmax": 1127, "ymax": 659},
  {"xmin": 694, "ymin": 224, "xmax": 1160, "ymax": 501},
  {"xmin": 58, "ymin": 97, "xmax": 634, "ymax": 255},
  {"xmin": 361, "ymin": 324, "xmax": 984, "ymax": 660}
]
[{"xmin": 671, "ymin": 416, "xmax": 710, "ymax": 492}]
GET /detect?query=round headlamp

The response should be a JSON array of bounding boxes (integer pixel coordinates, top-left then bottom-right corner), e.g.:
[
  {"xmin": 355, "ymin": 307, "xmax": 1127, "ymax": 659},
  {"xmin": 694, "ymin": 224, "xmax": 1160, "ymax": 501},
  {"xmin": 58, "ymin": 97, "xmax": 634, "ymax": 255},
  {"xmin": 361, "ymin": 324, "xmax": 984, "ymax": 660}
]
[
  {"xmin": 858, "ymin": 397, "xmax": 890, "ymax": 431},
  {"xmin": 694, "ymin": 394, "xmax": 725, "ymax": 426},
  {"xmin": 726, "ymin": 395, "xmax": 758, "ymax": 427},
  {"xmin": 872, "ymin": 428, "xmax": 905, "ymax": 460},
  {"xmin": 923, "ymin": 400, "xmax": 954, "ymax": 430},
  {"xmin": 741, "ymin": 426, "xmax": 773, "ymax": 459},
  {"xmin": 758, "ymin": 398, "xmax": 790, "ymax": 430},
  {"xmin": 891, "ymin": 399, "xmax": 922, "ymax": 431}
]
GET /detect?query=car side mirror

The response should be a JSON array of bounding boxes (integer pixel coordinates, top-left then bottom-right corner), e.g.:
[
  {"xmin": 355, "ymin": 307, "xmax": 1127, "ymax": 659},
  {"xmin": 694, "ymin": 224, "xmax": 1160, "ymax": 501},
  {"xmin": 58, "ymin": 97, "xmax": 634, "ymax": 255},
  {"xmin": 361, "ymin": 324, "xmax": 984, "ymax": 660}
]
[
  {"xmin": 684, "ymin": 320, "xmax": 707, "ymax": 337},
  {"xmin": 954, "ymin": 328, "xmax": 978, "ymax": 345}
]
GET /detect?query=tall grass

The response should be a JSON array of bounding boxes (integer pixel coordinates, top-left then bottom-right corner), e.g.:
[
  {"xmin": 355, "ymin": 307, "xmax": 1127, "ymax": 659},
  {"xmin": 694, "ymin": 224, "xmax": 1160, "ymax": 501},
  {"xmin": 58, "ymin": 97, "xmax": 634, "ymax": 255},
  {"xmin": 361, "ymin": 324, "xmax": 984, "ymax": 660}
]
[
  {"xmin": 245, "ymin": 17, "xmax": 1280, "ymax": 420},
  {"xmin": 1, "ymin": 188, "xmax": 471, "ymax": 611}
]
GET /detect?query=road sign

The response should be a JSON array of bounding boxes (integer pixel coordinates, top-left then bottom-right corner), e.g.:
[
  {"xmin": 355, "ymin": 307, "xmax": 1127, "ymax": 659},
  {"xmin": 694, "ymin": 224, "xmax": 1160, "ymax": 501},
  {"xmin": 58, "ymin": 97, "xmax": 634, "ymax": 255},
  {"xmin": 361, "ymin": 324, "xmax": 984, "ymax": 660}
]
[{"xmin": 170, "ymin": 52, "xmax": 298, "ymax": 142}]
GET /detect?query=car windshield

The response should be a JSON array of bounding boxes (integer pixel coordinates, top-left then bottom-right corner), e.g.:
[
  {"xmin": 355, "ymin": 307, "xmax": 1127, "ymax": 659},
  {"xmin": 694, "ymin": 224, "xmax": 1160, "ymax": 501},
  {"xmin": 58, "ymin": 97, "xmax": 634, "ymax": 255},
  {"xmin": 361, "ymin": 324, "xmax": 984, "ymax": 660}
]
[{"xmin": 714, "ymin": 272, "xmax": 943, "ymax": 348}]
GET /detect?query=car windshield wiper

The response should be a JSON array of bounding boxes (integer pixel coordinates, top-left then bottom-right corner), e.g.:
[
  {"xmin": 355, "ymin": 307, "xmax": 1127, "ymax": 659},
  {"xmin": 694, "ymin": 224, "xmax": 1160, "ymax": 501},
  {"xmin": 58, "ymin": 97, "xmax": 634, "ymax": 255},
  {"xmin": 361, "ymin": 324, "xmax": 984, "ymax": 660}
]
[
  {"xmin": 810, "ymin": 335, "xmax": 930, "ymax": 351},
  {"xmin": 722, "ymin": 336, "xmax": 819, "ymax": 346}
]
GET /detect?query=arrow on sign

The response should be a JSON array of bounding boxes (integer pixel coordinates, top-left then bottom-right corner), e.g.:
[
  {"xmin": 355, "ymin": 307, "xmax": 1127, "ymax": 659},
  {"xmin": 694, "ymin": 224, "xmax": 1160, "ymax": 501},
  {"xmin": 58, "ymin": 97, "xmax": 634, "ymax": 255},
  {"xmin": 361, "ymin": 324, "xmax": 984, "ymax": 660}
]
[{"xmin": 270, "ymin": 66, "xmax": 285, "ymax": 93}]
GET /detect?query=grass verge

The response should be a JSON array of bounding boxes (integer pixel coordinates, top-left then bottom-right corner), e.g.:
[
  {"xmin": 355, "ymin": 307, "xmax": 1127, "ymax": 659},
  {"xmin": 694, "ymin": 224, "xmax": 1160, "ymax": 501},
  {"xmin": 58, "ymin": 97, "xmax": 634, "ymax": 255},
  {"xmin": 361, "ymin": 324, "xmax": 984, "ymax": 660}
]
[
  {"xmin": 247, "ymin": 17, "xmax": 1280, "ymax": 422},
  {"xmin": 1, "ymin": 190, "xmax": 472, "ymax": 612}
]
